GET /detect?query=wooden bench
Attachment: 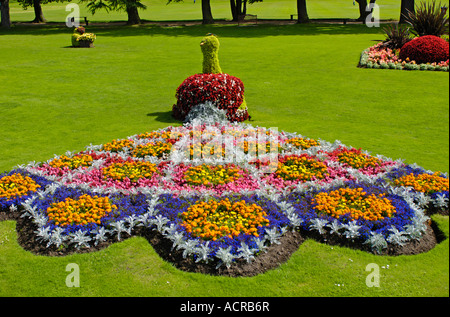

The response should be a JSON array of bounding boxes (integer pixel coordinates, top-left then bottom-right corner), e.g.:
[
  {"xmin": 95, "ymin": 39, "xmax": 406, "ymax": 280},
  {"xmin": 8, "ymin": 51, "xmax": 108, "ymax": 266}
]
[
  {"xmin": 290, "ymin": 15, "xmax": 350, "ymax": 25},
  {"xmin": 68, "ymin": 16, "xmax": 89, "ymax": 26},
  {"xmin": 237, "ymin": 14, "xmax": 258, "ymax": 26}
]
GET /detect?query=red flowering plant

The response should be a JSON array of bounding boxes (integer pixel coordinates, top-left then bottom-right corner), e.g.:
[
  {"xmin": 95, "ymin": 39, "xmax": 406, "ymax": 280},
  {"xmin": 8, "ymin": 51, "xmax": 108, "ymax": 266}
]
[
  {"xmin": 399, "ymin": 35, "xmax": 449, "ymax": 64},
  {"xmin": 172, "ymin": 73, "xmax": 250, "ymax": 123}
]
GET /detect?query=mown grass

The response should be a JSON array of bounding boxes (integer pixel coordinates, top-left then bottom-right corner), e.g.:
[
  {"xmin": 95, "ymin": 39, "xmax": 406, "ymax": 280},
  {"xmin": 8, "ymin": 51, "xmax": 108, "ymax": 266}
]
[
  {"xmin": 0, "ymin": 22, "xmax": 448, "ymax": 297},
  {"xmin": 0, "ymin": 215, "xmax": 448, "ymax": 297},
  {"xmin": 8, "ymin": 0, "xmax": 449, "ymax": 23}
]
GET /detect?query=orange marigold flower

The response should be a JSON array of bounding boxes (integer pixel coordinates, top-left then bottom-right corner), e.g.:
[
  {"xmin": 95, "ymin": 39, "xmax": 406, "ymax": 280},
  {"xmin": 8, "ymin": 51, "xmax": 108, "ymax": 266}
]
[
  {"xmin": 181, "ymin": 198, "xmax": 269, "ymax": 240},
  {"xmin": 46, "ymin": 194, "xmax": 117, "ymax": 227},
  {"xmin": 312, "ymin": 187, "xmax": 396, "ymax": 221},
  {"xmin": 0, "ymin": 173, "xmax": 41, "ymax": 200}
]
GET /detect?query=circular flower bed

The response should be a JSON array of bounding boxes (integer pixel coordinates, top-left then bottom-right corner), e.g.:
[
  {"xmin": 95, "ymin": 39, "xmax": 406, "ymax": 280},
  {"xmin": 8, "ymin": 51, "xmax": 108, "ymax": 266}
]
[{"xmin": 1, "ymin": 121, "xmax": 447, "ymax": 275}]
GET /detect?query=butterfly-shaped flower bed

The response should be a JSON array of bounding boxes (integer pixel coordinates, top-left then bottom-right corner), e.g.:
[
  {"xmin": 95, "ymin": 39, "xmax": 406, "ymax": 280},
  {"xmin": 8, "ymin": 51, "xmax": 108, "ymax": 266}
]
[{"xmin": 1, "ymin": 121, "xmax": 448, "ymax": 276}]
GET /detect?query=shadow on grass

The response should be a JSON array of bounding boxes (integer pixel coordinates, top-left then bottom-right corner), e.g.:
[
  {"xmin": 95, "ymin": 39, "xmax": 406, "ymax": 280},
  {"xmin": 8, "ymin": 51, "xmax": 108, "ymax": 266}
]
[
  {"xmin": 146, "ymin": 110, "xmax": 181, "ymax": 124},
  {"xmin": 1, "ymin": 21, "xmax": 386, "ymax": 38}
]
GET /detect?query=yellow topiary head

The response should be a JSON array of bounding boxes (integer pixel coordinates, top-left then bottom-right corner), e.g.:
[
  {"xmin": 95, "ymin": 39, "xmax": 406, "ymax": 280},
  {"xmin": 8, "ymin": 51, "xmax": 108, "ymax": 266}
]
[{"xmin": 200, "ymin": 33, "xmax": 222, "ymax": 74}]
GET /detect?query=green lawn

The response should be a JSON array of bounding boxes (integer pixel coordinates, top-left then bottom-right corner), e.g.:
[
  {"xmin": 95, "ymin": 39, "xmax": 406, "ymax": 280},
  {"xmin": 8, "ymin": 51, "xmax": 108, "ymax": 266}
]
[
  {"xmin": 0, "ymin": 20, "xmax": 448, "ymax": 297},
  {"xmin": 8, "ymin": 0, "xmax": 449, "ymax": 23}
]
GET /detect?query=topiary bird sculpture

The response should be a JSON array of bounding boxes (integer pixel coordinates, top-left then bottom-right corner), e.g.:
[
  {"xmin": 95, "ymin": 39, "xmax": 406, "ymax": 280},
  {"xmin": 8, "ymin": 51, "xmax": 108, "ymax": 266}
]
[{"xmin": 172, "ymin": 34, "xmax": 250, "ymax": 122}]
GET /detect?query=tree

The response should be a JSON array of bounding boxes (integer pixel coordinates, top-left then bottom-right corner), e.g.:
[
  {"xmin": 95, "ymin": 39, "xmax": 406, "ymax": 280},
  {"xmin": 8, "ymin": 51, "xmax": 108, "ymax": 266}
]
[
  {"xmin": 168, "ymin": 0, "xmax": 214, "ymax": 24},
  {"xmin": 201, "ymin": 0, "xmax": 214, "ymax": 24},
  {"xmin": 355, "ymin": 0, "xmax": 376, "ymax": 22},
  {"xmin": 0, "ymin": 0, "xmax": 11, "ymax": 28},
  {"xmin": 296, "ymin": 0, "xmax": 309, "ymax": 23},
  {"xmin": 17, "ymin": 0, "xmax": 73, "ymax": 23},
  {"xmin": 18, "ymin": 0, "xmax": 46, "ymax": 23},
  {"xmin": 400, "ymin": 0, "xmax": 415, "ymax": 24},
  {"xmin": 230, "ymin": 0, "xmax": 262, "ymax": 22},
  {"xmin": 82, "ymin": 0, "xmax": 146, "ymax": 25}
]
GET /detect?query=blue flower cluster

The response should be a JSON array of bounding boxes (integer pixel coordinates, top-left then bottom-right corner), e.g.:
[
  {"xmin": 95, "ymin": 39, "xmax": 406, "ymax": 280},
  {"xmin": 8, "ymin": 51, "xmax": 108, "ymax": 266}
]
[
  {"xmin": 28, "ymin": 186, "xmax": 149, "ymax": 237},
  {"xmin": 285, "ymin": 181, "xmax": 417, "ymax": 242},
  {"xmin": 153, "ymin": 193, "xmax": 291, "ymax": 261},
  {"xmin": 384, "ymin": 165, "xmax": 449, "ymax": 211},
  {"xmin": 0, "ymin": 169, "xmax": 54, "ymax": 211}
]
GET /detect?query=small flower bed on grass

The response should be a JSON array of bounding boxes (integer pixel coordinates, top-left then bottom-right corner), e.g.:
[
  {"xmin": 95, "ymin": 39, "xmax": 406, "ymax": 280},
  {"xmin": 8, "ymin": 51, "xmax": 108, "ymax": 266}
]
[
  {"xmin": 1, "ymin": 121, "xmax": 447, "ymax": 274},
  {"xmin": 359, "ymin": 40, "xmax": 449, "ymax": 71}
]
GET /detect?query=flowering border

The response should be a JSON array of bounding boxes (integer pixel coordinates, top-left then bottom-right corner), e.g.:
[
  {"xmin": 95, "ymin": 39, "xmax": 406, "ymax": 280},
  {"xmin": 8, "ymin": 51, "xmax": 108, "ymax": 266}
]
[
  {"xmin": 1, "ymin": 121, "xmax": 448, "ymax": 271},
  {"xmin": 358, "ymin": 44, "xmax": 449, "ymax": 72}
]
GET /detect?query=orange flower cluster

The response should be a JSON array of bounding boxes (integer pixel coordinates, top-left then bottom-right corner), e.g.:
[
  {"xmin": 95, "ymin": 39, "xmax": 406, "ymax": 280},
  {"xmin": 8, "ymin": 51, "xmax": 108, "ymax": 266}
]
[
  {"xmin": 276, "ymin": 155, "xmax": 329, "ymax": 181},
  {"xmin": 137, "ymin": 130, "xmax": 184, "ymax": 142},
  {"xmin": 336, "ymin": 148, "xmax": 382, "ymax": 169},
  {"xmin": 188, "ymin": 142, "xmax": 226, "ymax": 159},
  {"xmin": 102, "ymin": 161, "xmax": 158, "ymax": 182},
  {"xmin": 46, "ymin": 194, "xmax": 117, "ymax": 226},
  {"xmin": 313, "ymin": 187, "xmax": 396, "ymax": 221},
  {"xmin": 285, "ymin": 137, "xmax": 320, "ymax": 150},
  {"xmin": 222, "ymin": 127, "xmax": 273, "ymax": 139},
  {"xmin": 181, "ymin": 198, "xmax": 269, "ymax": 240},
  {"xmin": 237, "ymin": 140, "xmax": 281, "ymax": 155},
  {"xmin": 394, "ymin": 172, "xmax": 449, "ymax": 194},
  {"xmin": 131, "ymin": 141, "xmax": 172, "ymax": 158},
  {"xmin": 0, "ymin": 173, "xmax": 41, "ymax": 200},
  {"xmin": 183, "ymin": 164, "xmax": 242, "ymax": 187},
  {"xmin": 48, "ymin": 154, "xmax": 93, "ymax": 170},
  {"xmin": 189, "ymin": 130, "xmax": 218, "ymax": 142},
  {"xmin": 102, "ymin": 139, "xmax": 134, "ymax": 152}
]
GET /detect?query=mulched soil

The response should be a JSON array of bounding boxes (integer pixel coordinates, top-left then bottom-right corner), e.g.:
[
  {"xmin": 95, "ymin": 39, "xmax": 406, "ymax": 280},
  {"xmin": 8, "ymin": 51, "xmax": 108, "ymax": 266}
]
[{"xmin": 2, "ymin": 206, "xmax": 446, "ymax": 277}]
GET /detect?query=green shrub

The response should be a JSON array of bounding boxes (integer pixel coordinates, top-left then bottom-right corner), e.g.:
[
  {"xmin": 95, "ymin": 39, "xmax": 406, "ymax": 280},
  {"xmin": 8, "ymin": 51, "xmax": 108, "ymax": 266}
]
[
  {"xmin": 404, "ymin": 0, "xmax": 449, "ymax": 37},
  {"xmin": 382, "ymin": 23, "xmax": 413, "ymax": 49}
]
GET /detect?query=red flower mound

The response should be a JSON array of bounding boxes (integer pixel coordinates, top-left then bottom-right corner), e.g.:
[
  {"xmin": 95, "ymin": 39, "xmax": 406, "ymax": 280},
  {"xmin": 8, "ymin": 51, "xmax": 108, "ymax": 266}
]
[
  {"xmin": 399, "ymin": 35, "xmax": 449, "ymax": 64},
  {"xmin": 172, "ymin": 73, "xmax": 249, "ymax": 123}
]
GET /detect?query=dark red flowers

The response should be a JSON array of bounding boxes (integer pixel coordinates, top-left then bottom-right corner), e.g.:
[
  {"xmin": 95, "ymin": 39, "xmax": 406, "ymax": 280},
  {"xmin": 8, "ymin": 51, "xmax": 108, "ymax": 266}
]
[
  {"xmin": 172, "ymin": 73, "xmax": 249, "ymax": 123},
  {"xmin": 399, "ymin": 35, "xmax": 449, "ymax": 64}
]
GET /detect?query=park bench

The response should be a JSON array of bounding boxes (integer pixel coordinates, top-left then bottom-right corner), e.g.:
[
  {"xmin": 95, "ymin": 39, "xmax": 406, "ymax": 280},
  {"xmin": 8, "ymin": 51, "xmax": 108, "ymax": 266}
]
[
  {"xmin": 68, "ymin": 16, "xmax": 89, "ymax": 26},
  {"xmin": 237, "ymin": 14, "xmax": 258, "ymax": 26},
  {"xmin": 290, "ymin": 15, "xmax": 350, "ymax": 25}
]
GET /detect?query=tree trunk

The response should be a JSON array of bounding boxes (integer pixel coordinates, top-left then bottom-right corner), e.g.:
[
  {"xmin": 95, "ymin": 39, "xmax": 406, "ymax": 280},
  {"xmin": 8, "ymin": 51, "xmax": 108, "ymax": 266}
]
[
  {"xmin": 0, "ymin": 0, "xmax": 11, "ymax": 28},
  {"xmin": 230, "ymin": 0, "xmax": 237, "ymax": 21},
  {"xmin": 32, "ymin": 0, "xmax": 46, "ymax": 23},
  {"xmin": 230, "ymin": 0, "xmax": 244, "ymax": 22},
  {"xmin": 201, "ymin": 0, "xmax": 214, "ymax": 24},
  {"xmin": 296, "ymin": 0, "xmax": 309, "ymax": 23},
  {"xmin": 126, "ymin": 1, "xmax": 141, "ymax": 25},
  {"xmin": 356, "ymin": 0, "xmax": 367, "ymax": 21},
  {"xmin": 400, "ymin": 0, "xmax": 415, "ymax": 24},
  {"xmin": 356, "ymin": 0, "xmax": 376, "ymax": 23}
]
